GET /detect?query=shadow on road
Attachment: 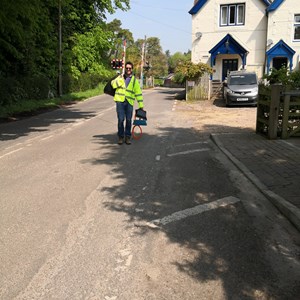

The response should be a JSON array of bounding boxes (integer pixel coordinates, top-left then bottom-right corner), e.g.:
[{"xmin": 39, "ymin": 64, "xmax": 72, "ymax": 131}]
[
  {"xmin": 88, "ymin": 123, "xmax": 290, "ymax": 299},
  {"xmin": 156, "ymin": 88, "xmax": 186, "ymax": 101},
  {"xmin": 0, "ymin": 107, "xmax": 97, "ymax": 141}
]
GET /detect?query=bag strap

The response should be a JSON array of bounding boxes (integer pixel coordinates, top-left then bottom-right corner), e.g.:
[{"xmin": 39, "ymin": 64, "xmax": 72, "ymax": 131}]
[{"xmin": 131, "ymin": 76, "xmax": 136, "ymax": 93}]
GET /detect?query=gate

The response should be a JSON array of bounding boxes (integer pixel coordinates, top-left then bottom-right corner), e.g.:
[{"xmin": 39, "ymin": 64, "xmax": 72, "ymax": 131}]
[{"xmin": 256, "ymin": 84, "xmax": 300, "ymax": 139}]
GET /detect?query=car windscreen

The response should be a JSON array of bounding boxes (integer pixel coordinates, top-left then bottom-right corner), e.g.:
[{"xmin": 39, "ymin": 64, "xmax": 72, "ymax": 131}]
[{"xmin": 228, "ymin": 74, "xmax": 257, "ymax": 85}]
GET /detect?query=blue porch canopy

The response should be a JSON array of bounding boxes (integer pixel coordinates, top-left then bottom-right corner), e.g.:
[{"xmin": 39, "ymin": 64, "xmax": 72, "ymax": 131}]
[
  {"xmin": 209, "ymin": 34, "xmax": 249, "ymax": 68},
  {"xmin": 266, "ymin": 39, "xmax": 295, "ymax": 74}
]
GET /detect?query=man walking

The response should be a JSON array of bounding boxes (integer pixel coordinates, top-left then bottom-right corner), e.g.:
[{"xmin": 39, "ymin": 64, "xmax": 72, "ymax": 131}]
[{"xmin": 111, "ymin": 61, "xmax": 144, "ymax": 145}]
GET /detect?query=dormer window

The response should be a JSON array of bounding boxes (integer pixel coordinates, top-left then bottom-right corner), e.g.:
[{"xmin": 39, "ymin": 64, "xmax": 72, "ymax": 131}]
[
  {"xmin": 294, "ymin": 14, "xmax": 300, "ymax": 40},
  {"xmin": 220, "ymin": 3, "xmax": 245, "ymax": 26}
]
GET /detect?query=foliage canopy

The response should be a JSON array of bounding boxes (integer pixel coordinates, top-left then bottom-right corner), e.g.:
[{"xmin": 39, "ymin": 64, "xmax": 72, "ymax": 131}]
[
  {"xmin": 0, "ymin": 0, "xmax": 190, "ymax": 108},
  {"xmin": 173, "ymin": 61, "xmax": 213, "ymax": 84},
  {"xmin": 263, "ymin": 67, "xmax": 300, "ymax": 88}
]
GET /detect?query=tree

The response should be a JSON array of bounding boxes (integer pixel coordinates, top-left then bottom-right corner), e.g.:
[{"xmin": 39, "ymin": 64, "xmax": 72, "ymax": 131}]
[
  {"xmin": 0, "ymin": 0, "xmax": 130, "ymax": 104},
  {"xmin": 0, "ymin": 0, "xmax": 56, "ymax": 77},
  {"xmin": 143, "ymin": 37, "xmax": 168, "ymax": 78},
  {"xmin": 70, "ymin": 26, "xmax": 112, "ymax": 78},
  {"xmin": 173, "ymin": 61, "xmax": 213, "ymax": 84},
  {"xmin": 105, "ymin": 19, "xmax": 134, "ymax": 62},
  {"xmin": 168, "ymin": 52, "xmax": 191, "ymax": 74},
  {"xmin": 62, "ymin": 1, "xmax": 130, "ymax": 75}
]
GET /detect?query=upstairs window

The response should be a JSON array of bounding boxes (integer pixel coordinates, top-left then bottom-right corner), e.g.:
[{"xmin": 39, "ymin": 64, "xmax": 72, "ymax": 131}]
[
  {"xmin": 294, "ymin": 14, "xmax": 300, "ymax": 40},
  {"xmin": 220, "ymin": 3, "xmax": 245, "ymax": 26}
]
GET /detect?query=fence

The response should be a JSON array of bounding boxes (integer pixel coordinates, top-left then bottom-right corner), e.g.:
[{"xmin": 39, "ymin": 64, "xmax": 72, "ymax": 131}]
[
  {"xmin": 256, "ymin": 84, "xmax": 300, "ymax": 139},
  {"xmin": 185, "ymin": 74, "xmax": 210, "ymax": 100}
]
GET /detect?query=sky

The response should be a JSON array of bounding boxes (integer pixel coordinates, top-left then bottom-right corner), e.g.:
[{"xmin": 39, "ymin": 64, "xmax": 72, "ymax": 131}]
[{"xmin": 106, "ymin": 0, "xmax": 194, "ymax": 55}]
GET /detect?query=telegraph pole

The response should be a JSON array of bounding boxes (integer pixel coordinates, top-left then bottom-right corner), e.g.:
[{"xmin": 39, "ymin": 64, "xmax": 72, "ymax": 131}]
[
  {"xmin": 122, "ymin": 39, "xmax": 126, "ymax": 75},
  {"xmin": 140, "ymin": 35, "xmax": 146, "ymax": 89},
  {"xmin": 58, "ymin": 0, "xmax": 62, "ymax": 97}
]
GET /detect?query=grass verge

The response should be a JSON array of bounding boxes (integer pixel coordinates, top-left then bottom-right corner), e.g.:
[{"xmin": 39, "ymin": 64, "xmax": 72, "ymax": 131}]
[{"xmin": 0, "ymin": 83, "xmax": 105, "ymax": 120}]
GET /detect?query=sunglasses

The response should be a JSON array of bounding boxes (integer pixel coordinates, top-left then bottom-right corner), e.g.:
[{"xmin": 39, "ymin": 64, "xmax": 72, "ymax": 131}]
[{"xmin": 126, "ymin": 67, "xmax": 132, "ymax": 70}]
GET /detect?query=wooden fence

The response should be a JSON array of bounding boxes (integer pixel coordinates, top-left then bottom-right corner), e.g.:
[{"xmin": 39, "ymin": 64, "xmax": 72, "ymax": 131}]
[
  {"xmin": 185, "ymin": 74, "xmax": 210, "ymax": 100},
  {"xmin": 256, "ymin": 84, "xmax": 300, "ymax": 139}
]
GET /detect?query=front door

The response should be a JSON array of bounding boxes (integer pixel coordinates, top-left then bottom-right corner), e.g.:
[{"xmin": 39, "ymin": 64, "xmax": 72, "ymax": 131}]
[
  {"xmin": 222, "ymin": 59, "xmax": 238, "ymax": 81},
  {"xmin": 272, "ymin": 57, "xmax": 288, "ymax": 70}
]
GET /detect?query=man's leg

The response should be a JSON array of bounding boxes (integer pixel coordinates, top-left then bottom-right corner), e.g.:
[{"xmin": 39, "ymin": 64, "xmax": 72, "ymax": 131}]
[
  {"xmin": 116, "ymin": 102, "xmax": 125, "ymax": 144},
  {"xmin": 124, "ymin": 100, "xmax": 133, "ymax": 144}
]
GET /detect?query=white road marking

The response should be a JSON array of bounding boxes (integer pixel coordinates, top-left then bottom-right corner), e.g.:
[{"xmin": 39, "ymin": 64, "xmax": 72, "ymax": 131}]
[
  {"xmin": 281, "ymin": 140, "xmax": 300, "ymax": 150},
  {"xmin": 174, "ymin": 141, "xmax": 208, "ymax": 147},
  {"xmin": 151, "ymin": 196, "xmax": 240, "ymax": 226},
  {"xmin": 125, "ymin": 254, "xmax": 133, "ymax": 266},
  {"xmin": 167, "ymin": 148, "xmax": 210, "ymax": 157},
  {"xmin": 41, "ymin": 135, "xmax": 54, "ymax": 141},
  {"xmin": 3, "ymin": 143, "xmax": 20, "ymax": 151},
  {"xmin": 119, "ymin": 249, "xmax": 131, "ymax": 257},
  {"xmin": 0, "ymin": 105, "xmax": 115, "ymax": 160},
  {"xmin": 0, "ymin": 147, "xmax": 23, "ymax": 159},
  {"xmin": 72, "ymin": 122, "xmax": 82, "ymax": 127},
  {"xmin": 172, "ymin": 100, "xmax": 177, "ymax": 111}
]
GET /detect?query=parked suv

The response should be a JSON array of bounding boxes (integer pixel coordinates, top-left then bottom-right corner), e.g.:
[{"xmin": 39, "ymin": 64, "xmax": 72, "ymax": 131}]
[{"xmin": 223, "ymin": 71, "xmax": 258, "ymax": 106}]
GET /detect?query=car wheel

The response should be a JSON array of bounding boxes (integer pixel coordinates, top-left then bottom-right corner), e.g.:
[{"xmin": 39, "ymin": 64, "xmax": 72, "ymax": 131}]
[
  {"xmin": 223, "ymin": 94, "xmax": 227, "ymax": 106},
  {"xmin": 225, "ymin": 97, "xmax": 229, "ymax": 107}
]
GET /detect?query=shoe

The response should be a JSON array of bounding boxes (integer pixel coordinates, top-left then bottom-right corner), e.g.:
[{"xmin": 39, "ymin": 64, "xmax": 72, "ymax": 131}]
[
  {"xmin": 118, "ymin": 137, "xmax": 124, "ymax": 145},
  {"xmin": 125, "ymin": 137, "xmax": 131, "ymax": 145}
]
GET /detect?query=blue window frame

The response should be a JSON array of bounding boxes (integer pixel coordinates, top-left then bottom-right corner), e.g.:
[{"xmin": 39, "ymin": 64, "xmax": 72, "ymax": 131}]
[{"xmin": 220, "ymin": 3, "xmax": 245, "ymax": 26}]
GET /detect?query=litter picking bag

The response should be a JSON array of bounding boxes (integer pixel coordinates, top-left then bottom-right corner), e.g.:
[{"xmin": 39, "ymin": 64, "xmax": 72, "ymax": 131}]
[
  {"xmin": 135, "ymin": 108, "xmax": 147, "ymax": 120},
  {"xmin": 104, "ymin": 75, "xmax": 118, "ymax": 96}
]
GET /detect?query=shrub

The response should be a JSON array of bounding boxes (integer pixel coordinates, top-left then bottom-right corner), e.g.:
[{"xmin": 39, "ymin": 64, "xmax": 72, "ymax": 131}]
[
  {"xmin": 173, "ymin": 61, "xmax": 213, "ymax": 84},
  {"xmin": 289, "ymin": 70, "xmax": 300, "ymax": 88},
  {"xmin": 0, "ymin": 77, "xmax": 27, "ymax": 106},
  {"xmin": 21, "ymin": 75, "xmax": 50, "ymax": 100},
  {"xmin": 263, "ymin": 67, "xmax": 300, "ymax": 89},
  {"xmin": 66, "ymin": 72, "xmax": 112, "ymax": 93}
]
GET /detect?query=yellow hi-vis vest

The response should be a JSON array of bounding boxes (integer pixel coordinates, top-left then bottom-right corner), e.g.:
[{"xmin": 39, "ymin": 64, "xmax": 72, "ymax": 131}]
[{"xmin": 111, "ymin": 75, "xmax": 144, "ymax": 109}]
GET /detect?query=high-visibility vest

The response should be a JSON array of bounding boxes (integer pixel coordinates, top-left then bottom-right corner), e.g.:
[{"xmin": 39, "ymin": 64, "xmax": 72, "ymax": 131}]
[{"xmin": 111, "ymin": 75, "xmax": 144, "ymax": 108}]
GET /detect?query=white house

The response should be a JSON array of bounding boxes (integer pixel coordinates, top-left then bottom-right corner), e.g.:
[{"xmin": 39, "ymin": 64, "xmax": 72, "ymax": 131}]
[{"xmin": 189, "ymin": 0, "xmax": 300, "ymax": 81}]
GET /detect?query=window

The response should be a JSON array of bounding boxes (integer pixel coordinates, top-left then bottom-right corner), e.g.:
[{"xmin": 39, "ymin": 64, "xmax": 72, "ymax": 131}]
[
  {"xmin": 237, "ymin": 5, "xmax": 245, "ymax": 24},
  {"xmin": 294, "ymin": 14, "xmax": 300, "ymax": 40},
  {"xmin": 220, "ymin": 3, "xmax": 245, "ymax": 26}
]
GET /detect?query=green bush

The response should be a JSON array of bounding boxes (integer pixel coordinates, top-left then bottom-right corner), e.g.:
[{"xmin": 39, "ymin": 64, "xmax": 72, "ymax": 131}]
[
  {"xmin": 173, "ymin": 61, "xmax": 213, "ymax": 84},
  {"xmin": 154, "ymin": 78, "xmax": 164, "ymax": 86},
  {"xmin": 0, "ymin": 77, "xmax": 27, "ymax": 106},
  {"xmin": 263, "ymin": 68, "xmax": 300, "ymax": 89},
  {"xmin": 0, "ymin": 71, "xmax": 112, "ymax": 108},
  {"xmin": 67, "ymin": 72, "xmax": 114, "ymax": 93},
  {"xmin": 0, "ymin": 75, "xmax": 51, "ymax": 106},
  {"xmin": 289, "ymin": 70, "xmax": 300, "ymax": 88},
  {"xmin": 21, "ymin": 75, "xmax": 50, "ymax": 100}
]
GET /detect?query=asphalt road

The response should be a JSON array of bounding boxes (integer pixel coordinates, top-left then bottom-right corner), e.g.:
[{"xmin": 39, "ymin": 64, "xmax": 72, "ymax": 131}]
[{"xmin": 1, "ymin": 88, "xmax": 299, "ymax": 299}]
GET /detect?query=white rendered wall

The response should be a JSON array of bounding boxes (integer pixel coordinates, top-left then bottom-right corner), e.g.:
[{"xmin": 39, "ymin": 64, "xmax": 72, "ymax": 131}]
[
  {"xmin": 267, "ymin": 0, "xmax": 300, "ymax": 71},
  {"xmin": 191, "ymin": 0, "xmax": 268, "ymax": 80}
]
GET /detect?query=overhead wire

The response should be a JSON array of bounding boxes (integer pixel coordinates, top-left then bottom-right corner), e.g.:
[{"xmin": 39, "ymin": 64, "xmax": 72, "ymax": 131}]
[
  {"xmin": 120, "ymin": 2, "xmax": 270, "ymax": 38},
  {"xmin": 129, "ymin": 11, "xmax": 193, "ymax": 36},
  {"xmin": 130, "ymin": 1, "xmax": 184, "ymax": 12}
]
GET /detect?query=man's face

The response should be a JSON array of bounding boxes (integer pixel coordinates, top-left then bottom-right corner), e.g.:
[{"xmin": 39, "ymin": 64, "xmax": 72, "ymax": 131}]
[{"xmin": 125, "ymin": 64, "xmax": 132, "ymax": 75}]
